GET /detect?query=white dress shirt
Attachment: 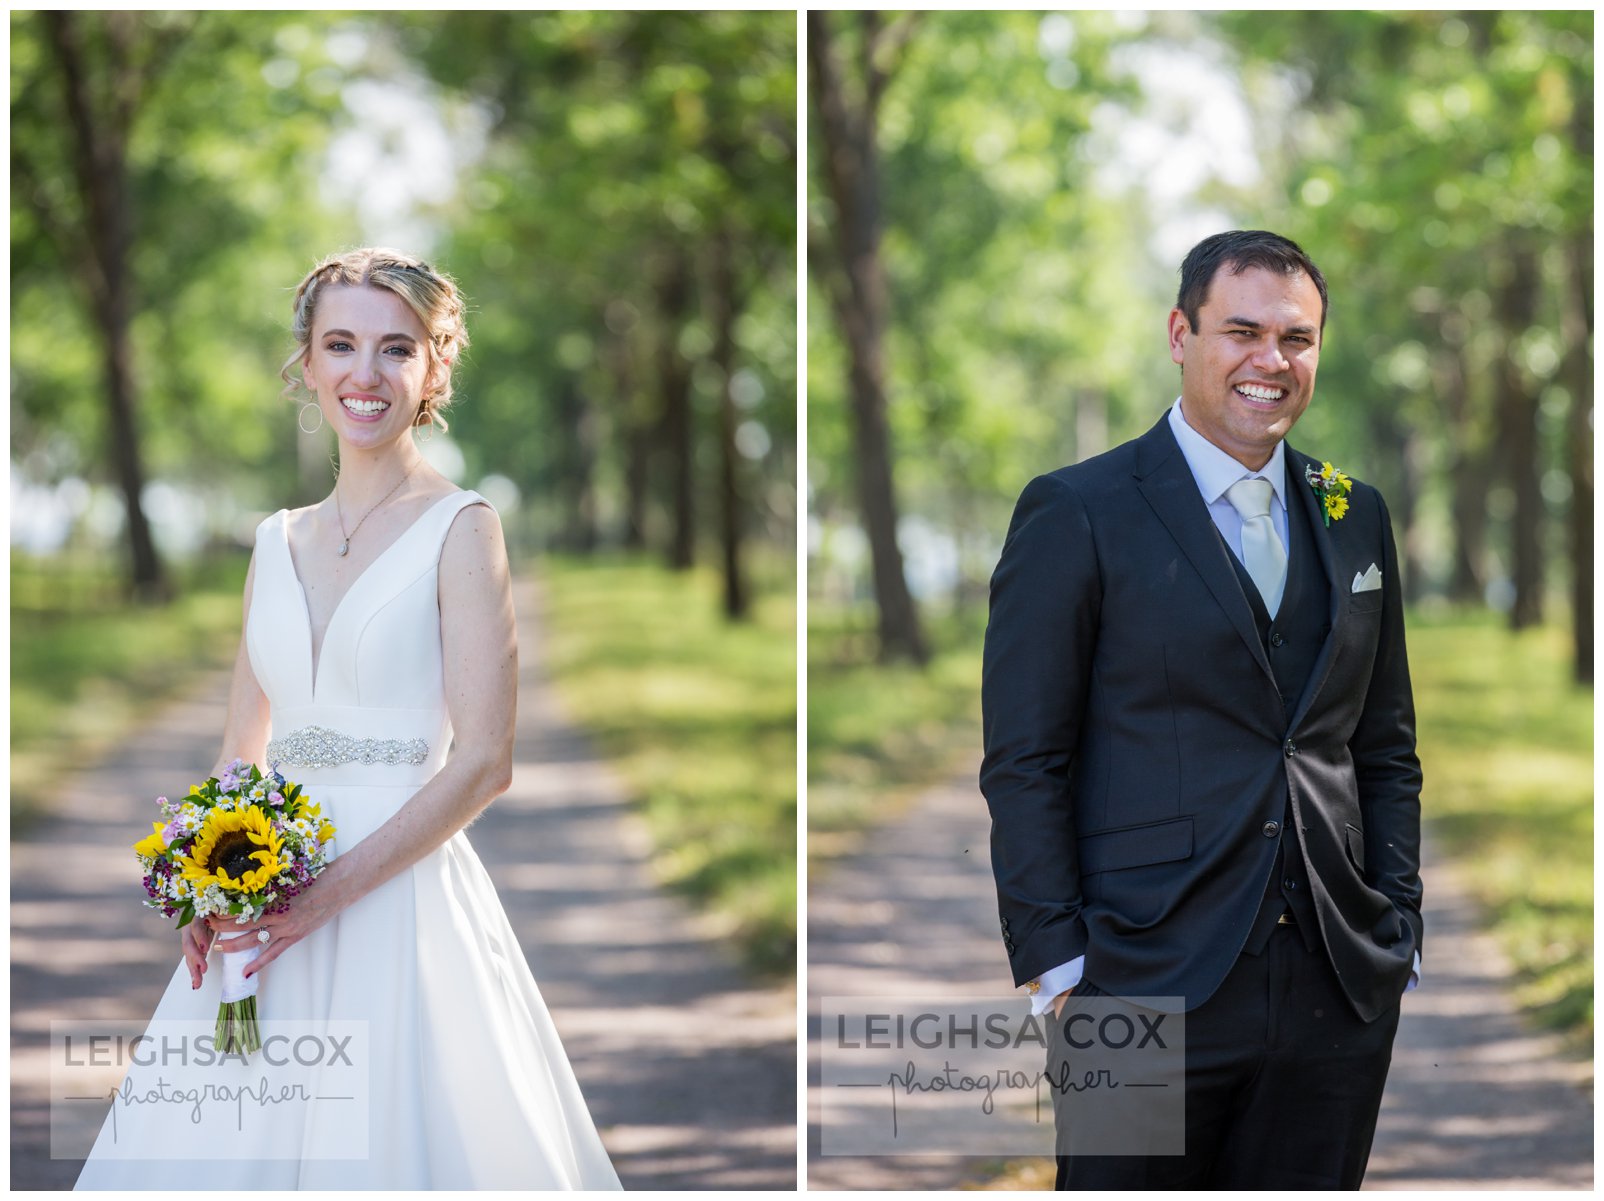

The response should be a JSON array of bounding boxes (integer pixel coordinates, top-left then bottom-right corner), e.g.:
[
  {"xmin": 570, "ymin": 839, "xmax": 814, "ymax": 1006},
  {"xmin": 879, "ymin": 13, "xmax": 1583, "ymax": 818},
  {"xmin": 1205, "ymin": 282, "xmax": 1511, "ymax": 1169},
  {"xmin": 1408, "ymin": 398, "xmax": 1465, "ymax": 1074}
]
[{"xmin": 1024, "ymin": 400, "xmax": 1418, "ymax": 1014}]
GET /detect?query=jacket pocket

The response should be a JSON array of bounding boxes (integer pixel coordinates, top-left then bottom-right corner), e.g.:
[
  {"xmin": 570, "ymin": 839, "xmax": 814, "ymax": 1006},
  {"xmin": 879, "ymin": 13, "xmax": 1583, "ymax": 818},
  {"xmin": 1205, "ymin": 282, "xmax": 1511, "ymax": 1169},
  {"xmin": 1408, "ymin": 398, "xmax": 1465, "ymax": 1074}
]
[
  {"xmin": 1079, "ymin": 816, "xmax": 1193, "ymax": 876},
  {"xmin": 1348, "ymin": 590, "xmax": 1384, "ymax": 615}
]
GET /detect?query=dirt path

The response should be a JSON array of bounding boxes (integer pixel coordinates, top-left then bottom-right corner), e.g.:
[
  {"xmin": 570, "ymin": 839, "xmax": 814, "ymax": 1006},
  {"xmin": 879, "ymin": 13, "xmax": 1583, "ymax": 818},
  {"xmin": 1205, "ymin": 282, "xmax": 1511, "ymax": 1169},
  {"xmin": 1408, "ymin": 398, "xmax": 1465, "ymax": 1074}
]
[
  {"xmin": 10, "ymin": 577, "xmax": 796, "ymax": 1190},
  {"xmin": 806, "ymin": 762, "xmax": 1593, "ymax": 1190}
]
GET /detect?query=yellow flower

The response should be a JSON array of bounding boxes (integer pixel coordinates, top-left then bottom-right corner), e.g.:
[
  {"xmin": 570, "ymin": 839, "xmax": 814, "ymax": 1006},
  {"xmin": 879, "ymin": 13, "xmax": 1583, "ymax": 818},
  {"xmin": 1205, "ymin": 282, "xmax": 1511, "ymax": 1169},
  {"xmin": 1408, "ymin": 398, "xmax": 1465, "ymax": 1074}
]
[
  {"xmin": 1335, "ymin": 469, "xmax": 1353, "ymax": 494},
  {"xmin": 1320, "ymin": 461, "xmax": 1336, "ymax": 482},
  {"xmin": 133, "ymin": 821, "xmax": 168, "ymax": 858},
  {"xmin": 178, "ymin": 806, "xmax": 285, "ymax": 893},
  {"xmin": 318, "ymin": 821, "xmax": 336, "ymax": 844},
  {"xmin": 1324, "ymin": 494, "xmax": 1350, "ymax": 522},
  {"xmin": 293, "ymin": 795, "xmax": 321, "ymax": 822}
]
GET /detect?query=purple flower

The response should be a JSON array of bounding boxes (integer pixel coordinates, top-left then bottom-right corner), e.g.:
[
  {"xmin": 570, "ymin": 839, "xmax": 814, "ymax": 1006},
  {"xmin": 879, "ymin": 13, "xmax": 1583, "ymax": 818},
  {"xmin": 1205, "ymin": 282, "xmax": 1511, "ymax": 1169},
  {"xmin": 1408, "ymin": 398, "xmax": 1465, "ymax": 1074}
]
[{"xmin": 160, "ymin": 820, "xmax": 184, "ymax": 846}]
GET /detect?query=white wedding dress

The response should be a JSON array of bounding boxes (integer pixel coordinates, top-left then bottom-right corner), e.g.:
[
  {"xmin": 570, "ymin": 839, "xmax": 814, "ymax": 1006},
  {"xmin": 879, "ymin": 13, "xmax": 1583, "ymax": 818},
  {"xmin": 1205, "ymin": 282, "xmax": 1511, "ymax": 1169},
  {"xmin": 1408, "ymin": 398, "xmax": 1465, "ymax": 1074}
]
[{"xmin": 75, "ymin": 490, "xmax": 622, "ymax": 1190}]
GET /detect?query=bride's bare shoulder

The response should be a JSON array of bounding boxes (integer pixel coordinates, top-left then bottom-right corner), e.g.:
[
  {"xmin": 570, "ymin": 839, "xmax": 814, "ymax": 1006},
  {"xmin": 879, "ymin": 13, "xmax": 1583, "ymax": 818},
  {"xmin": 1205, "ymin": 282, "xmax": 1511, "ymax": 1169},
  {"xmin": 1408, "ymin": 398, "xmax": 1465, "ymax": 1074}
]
[{"xmin": 440, "ymin": 497, "xmax": 507, "ymax": 570}]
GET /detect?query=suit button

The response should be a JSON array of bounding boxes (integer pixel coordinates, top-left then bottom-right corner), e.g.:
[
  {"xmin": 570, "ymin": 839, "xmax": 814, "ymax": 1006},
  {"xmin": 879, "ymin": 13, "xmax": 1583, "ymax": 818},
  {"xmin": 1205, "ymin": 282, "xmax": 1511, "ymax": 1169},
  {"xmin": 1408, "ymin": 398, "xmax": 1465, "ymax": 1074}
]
[
  {"xmin": 1284, "ymin": 878, "xmax": 1298, "ymax": 890},
  {"xmin": 1284, "ymin": 739, "xmax": 1297, "ymax": 758},
  {"xmin": 1270, "ymin": 631, "xmax": 1285, "ymax": 647},
  {"xmin": 1262, "ymin": 821, "xmax": 1280, "ymax": 837},
  {"xmin": 1000, "ymin": 918, "xmax": 1009, "ymax": 930}
]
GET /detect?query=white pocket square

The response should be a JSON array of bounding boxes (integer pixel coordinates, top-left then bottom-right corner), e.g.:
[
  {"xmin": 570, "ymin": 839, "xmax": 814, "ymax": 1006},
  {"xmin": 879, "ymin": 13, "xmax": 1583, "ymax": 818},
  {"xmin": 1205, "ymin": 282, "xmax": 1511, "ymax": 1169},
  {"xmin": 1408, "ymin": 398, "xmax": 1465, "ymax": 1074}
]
[{"xmin": 1351, "ymin": 563, "xmax": 1382, "ymax": 593}]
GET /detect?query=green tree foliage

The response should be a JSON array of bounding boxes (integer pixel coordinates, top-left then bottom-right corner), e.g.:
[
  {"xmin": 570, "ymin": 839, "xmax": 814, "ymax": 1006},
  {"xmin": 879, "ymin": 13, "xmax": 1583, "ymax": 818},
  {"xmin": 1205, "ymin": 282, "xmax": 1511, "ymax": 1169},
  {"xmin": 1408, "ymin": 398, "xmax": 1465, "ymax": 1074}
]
[
  {"xmin": 400, "ymin": 12, "xmax": 797, "ymax": 609},
  {"xmin": 13, "ymin": 12, "xmax": 797, "ymax": 617},
  {"xmin": 809, "ymin": 12, "xmax": 1170, "ymax": 629},
  {"xmin": 1210, "ymin": 10, "xmax": 1592, "ymax": 668},
  {"xmin": 11, "ymin": 12, "xmax": 351, "ymax": 517},
  {"xmin": 809, "ymin": 11, "xmax": 1591, "ymax": 678}
]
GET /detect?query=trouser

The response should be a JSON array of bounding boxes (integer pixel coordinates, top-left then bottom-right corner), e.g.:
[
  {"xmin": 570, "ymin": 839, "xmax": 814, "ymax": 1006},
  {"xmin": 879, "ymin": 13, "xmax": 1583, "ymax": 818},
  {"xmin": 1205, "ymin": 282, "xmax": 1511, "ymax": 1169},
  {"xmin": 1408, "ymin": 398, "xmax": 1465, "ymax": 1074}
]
[{"xmin": 1052, "ymin": 921, "xmax": 1403, "ymax": 1190}]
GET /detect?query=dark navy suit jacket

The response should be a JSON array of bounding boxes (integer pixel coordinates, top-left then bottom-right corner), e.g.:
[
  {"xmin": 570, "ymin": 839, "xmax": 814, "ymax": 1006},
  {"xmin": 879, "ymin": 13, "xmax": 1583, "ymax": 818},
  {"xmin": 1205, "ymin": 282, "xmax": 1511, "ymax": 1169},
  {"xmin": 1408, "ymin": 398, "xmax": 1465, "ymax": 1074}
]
[{"xmin": 980, "ymin": 412, "xmax": 1423, "ymax": 1022}]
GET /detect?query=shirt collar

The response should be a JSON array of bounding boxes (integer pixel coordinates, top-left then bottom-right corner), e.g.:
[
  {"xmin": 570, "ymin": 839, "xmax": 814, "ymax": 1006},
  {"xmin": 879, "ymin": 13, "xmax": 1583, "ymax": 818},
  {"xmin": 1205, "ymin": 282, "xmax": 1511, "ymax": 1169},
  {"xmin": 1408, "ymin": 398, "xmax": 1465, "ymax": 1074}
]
[{"xmin": 1168, "ymin": 398, "xmax": 1289, "ymax": 512}]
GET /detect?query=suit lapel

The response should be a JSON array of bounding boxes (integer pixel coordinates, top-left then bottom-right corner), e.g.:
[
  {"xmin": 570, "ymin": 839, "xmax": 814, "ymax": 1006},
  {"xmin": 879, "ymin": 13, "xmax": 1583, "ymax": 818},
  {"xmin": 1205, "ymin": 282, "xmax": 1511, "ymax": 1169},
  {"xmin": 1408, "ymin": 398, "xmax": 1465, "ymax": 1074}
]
[
  {"xmin": 1284, "ymin": 446, "xmax": 1346, "ymax": 731},
  {"xmin": 1134, "ymin": 416, "xmax": 1276, "ymax": 685}
]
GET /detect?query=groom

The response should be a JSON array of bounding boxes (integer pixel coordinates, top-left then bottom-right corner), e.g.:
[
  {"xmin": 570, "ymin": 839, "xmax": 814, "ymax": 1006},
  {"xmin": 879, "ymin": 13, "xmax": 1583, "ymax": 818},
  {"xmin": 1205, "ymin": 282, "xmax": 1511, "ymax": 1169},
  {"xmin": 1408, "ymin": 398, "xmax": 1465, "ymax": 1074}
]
[{"xmin": 980, "ymin": 230, "xmax": 1422, "ymax": 1189}]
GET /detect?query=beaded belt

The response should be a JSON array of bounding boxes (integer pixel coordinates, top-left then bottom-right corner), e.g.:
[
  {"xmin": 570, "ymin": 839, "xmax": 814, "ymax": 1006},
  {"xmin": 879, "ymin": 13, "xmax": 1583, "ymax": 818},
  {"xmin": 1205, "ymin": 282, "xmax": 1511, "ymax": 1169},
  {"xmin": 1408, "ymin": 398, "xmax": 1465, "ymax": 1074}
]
[{"xmin": 266, "ymin": 724, "xmax": 430, "ymax": 770}]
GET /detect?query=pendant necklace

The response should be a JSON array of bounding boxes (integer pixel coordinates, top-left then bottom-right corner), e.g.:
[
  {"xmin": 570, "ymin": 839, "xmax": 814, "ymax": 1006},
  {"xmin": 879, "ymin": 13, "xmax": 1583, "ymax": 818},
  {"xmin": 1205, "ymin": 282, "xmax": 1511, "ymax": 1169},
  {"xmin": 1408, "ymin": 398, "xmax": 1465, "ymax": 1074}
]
[{"xmin": 335, "ymin": 462, "xmax": 419, "ymax": 557}]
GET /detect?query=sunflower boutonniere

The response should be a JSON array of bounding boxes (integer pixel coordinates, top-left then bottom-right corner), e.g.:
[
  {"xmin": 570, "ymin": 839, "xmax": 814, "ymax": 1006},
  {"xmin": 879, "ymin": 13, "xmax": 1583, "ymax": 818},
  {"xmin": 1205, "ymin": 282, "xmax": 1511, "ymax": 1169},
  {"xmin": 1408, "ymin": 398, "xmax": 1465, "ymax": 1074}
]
[{"xmin": 1305, "ymin": 461, "xmax": 1353, "ymax": 527}]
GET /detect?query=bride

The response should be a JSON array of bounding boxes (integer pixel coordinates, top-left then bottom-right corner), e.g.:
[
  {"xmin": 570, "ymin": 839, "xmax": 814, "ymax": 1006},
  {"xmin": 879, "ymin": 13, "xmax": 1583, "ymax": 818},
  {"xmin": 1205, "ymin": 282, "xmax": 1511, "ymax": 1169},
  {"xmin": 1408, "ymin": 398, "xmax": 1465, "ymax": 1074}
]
[{"xmin": 74, "ymin": 248, "xmax": 622, "ymax": 1190}]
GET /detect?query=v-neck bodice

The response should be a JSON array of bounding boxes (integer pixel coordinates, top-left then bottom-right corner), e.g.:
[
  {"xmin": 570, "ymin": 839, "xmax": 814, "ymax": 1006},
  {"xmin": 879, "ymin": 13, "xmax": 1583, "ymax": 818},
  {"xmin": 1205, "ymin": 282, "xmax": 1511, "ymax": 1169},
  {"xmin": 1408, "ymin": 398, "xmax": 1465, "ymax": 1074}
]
[{"xmin": 247, "ymin": 490, "xmax": 490, "ymax": 781}]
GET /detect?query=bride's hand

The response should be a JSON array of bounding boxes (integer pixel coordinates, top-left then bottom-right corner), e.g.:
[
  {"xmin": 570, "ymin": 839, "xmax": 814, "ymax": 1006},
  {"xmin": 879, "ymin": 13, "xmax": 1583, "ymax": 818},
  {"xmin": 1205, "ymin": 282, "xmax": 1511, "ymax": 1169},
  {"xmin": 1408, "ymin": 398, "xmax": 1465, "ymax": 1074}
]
[
  {"xmin": 205, "ymin": 881, "xmax": 342, "ymax": 980},
  {"xmin": 181, "ymin": 920, "xmax": 215, "ymax": 989}
]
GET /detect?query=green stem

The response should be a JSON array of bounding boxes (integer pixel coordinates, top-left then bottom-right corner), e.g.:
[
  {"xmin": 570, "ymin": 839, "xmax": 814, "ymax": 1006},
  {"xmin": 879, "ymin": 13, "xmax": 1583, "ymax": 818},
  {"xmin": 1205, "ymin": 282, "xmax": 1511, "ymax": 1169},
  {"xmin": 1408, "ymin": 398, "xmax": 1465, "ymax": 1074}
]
[{"xmin": 214, "ymin": 995, "xmax": 261, "ymax": 1055}]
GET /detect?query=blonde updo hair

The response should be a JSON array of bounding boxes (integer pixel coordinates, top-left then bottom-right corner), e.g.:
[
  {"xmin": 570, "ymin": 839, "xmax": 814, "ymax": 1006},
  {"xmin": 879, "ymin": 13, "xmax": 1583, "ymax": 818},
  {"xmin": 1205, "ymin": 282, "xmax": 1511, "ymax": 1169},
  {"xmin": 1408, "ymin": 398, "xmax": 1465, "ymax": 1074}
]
[{"xmin": 280, "ymin": 247, "xmax": 469, "ymax": 433}]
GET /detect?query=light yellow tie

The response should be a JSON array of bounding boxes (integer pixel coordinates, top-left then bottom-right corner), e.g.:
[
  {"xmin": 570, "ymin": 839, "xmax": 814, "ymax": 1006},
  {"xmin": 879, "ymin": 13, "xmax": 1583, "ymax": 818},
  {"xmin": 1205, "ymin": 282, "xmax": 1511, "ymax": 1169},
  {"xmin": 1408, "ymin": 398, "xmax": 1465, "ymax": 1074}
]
[{"xmin": 1225, "ymin": 477, "xmax": 1287, "ymax": 617}]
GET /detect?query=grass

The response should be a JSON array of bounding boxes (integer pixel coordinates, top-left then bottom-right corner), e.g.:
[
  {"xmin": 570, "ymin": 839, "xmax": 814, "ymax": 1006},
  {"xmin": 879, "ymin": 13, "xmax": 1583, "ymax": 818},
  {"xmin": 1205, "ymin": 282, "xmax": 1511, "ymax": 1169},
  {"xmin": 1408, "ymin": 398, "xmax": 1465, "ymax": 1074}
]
[
  {"xmin": 535, "ymin": 553, "xmax": 797, "ymax": 978},
  {"xmin": 11, "ymin": 552, "xmax": 249, "ymax": 834},
  {"xmin": 807, "ymin": 606, "xmax": 985, "ymax": 865},
  {"xmin": 807, "ymin": 603, "xmax": 1594, "ymax": 1044},
  {"xmin": 1406, "ymin": 607, "xmax": 1593, "ymax": 1046}
]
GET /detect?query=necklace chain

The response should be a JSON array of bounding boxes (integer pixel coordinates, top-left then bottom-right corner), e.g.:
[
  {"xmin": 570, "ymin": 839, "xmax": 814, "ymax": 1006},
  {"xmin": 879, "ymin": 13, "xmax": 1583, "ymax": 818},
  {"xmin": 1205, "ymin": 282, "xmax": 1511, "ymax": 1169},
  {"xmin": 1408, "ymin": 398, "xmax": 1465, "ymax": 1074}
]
[{"xmin": 334, "ymin": 463, "xmax": 420, "ymax": 557}]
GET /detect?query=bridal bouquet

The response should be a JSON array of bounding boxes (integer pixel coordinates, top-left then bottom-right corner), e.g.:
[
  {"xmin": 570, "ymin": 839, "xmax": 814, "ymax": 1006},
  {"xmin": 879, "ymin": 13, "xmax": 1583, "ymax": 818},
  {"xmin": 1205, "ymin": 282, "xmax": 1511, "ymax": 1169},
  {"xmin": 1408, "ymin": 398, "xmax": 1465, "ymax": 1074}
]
[{"xmin": 133, "ymin": 758, "xmax": 336, "ymax": 1054}]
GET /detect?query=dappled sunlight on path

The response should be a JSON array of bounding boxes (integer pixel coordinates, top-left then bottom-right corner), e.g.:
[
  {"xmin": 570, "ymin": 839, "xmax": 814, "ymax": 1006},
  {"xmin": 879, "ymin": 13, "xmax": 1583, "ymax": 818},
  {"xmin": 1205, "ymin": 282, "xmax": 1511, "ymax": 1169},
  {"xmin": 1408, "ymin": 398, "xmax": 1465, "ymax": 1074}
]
[{"xmin": 11, "ymin": 577, "xmax": 796, "ymax": 1190}]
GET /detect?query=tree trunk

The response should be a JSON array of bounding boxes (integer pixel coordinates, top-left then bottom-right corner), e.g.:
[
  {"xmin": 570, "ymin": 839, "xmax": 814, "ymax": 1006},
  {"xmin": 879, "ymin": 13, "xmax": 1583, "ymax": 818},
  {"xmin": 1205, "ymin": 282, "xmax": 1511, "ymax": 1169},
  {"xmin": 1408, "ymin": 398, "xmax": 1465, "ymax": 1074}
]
[
  {"xmin": 1495, "ymin": 238, "xmax": 1543, "ymax": 630},
  {"xmin": 809, "ymin": 11, "xmax": 929, "ymax": 665},
  {"xmin": 555, "ymin": 377, "xmax": 598, "ymax": 553},
  {"xmin": 1373, "ymin": 407, "xmax": 1426, "ymax": 602},
  {"xmin": 708, "ymin": 221, "xmax": 749, "ymax": 620},
  {"xmin": 1073, "ymin": 388, "xmax": 1108, "ymax": 465},
  {"xmin": 1562, "ymin": 228, "xmax": 1593, "ymax": 682},
  {"xmin": 45, "ymin": 11, "xmax": 167, "ymax": 601},
  {"xmin": 657, "ymin": 253, "xmax": 696, "ymax": 571},
  {"xmin": 609, "ymin": 319, "xmax": 648, "ymax": 551},
  {"xmin": 1435, "ymin": 330, "xmax": 1487, "ymax": 603}
]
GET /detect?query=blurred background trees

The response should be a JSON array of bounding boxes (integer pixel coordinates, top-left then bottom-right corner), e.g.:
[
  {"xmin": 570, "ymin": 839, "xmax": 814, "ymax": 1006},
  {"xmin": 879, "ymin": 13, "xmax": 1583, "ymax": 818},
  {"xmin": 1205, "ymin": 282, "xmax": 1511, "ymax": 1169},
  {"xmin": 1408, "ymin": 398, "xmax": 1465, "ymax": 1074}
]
[
  {"xmin": 808, "ymin": 9, "xmax": 1592, "ymax": 681},
  {"xmin": 12, "ymin": 10, "xmax": 797, "ymax": 973},
  {"xmin": 807, "ymin": 9, "xmax": 1593, "ymax": 1042},
  {"xmin": 13, "ymin": 10, "xmax": 795, "ymax": 618}
]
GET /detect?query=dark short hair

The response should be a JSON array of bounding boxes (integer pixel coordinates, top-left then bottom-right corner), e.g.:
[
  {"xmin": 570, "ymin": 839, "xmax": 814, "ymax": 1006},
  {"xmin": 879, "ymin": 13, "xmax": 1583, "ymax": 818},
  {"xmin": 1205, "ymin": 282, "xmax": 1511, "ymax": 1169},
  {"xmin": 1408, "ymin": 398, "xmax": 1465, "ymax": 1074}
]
[{"xmin": 1176, "ymin": 230, "xmax": 1329, "ymax": 332}]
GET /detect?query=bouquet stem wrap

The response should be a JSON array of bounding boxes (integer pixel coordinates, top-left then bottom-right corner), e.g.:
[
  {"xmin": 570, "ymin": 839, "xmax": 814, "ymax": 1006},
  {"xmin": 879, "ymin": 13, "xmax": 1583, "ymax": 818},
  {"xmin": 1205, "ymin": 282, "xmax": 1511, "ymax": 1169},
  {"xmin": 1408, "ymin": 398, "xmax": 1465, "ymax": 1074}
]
[
  {"xmin": 214, "ymin": 930, "xmax": 264, "ymax": 1051},
  {"xmin": 215, "ymin": 930, "xmax": 264, "ymax": 1054}
]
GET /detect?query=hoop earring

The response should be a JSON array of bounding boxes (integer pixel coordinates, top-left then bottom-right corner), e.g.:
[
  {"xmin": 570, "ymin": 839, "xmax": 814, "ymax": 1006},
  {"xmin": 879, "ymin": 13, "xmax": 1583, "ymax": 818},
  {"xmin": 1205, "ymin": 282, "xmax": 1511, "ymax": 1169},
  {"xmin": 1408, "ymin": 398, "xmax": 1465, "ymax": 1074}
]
[{"xmin": 298, "ymin": 402, "xmax": 324, "ymax": 434}]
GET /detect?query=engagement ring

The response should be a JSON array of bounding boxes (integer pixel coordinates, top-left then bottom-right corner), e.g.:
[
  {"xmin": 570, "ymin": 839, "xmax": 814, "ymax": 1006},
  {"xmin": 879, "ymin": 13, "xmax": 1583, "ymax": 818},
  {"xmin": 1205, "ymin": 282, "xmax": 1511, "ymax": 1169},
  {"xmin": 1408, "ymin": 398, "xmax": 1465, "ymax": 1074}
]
[{"xmin": 257, "ymin": 930, "xmax": 271, "ymax": 944}]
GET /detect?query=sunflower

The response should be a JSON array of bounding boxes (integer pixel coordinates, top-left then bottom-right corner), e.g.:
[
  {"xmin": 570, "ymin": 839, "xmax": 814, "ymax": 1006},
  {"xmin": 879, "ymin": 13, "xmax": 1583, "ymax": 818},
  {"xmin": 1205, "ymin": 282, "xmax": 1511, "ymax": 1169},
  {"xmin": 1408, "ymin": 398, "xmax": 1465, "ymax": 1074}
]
[
  {"xmin": 178, "ymin": 806, "xmax": 285, "ymax": 893},
  {"xmin": 133, "ymin": 821, "xmax": 169, "ymax": 858}
]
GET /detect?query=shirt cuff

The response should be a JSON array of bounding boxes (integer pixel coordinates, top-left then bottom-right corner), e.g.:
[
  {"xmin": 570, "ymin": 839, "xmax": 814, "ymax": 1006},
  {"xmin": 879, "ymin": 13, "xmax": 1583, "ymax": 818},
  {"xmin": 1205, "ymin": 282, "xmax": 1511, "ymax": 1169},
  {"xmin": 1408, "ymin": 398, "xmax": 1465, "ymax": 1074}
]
[
  {"xmin": 1404, "ymin": 949, "xmax": 1421, "ymax": 993},
  {"xmin": 1026, "ymin": 956, "xmax": 1085, "ymax": 1015}
]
